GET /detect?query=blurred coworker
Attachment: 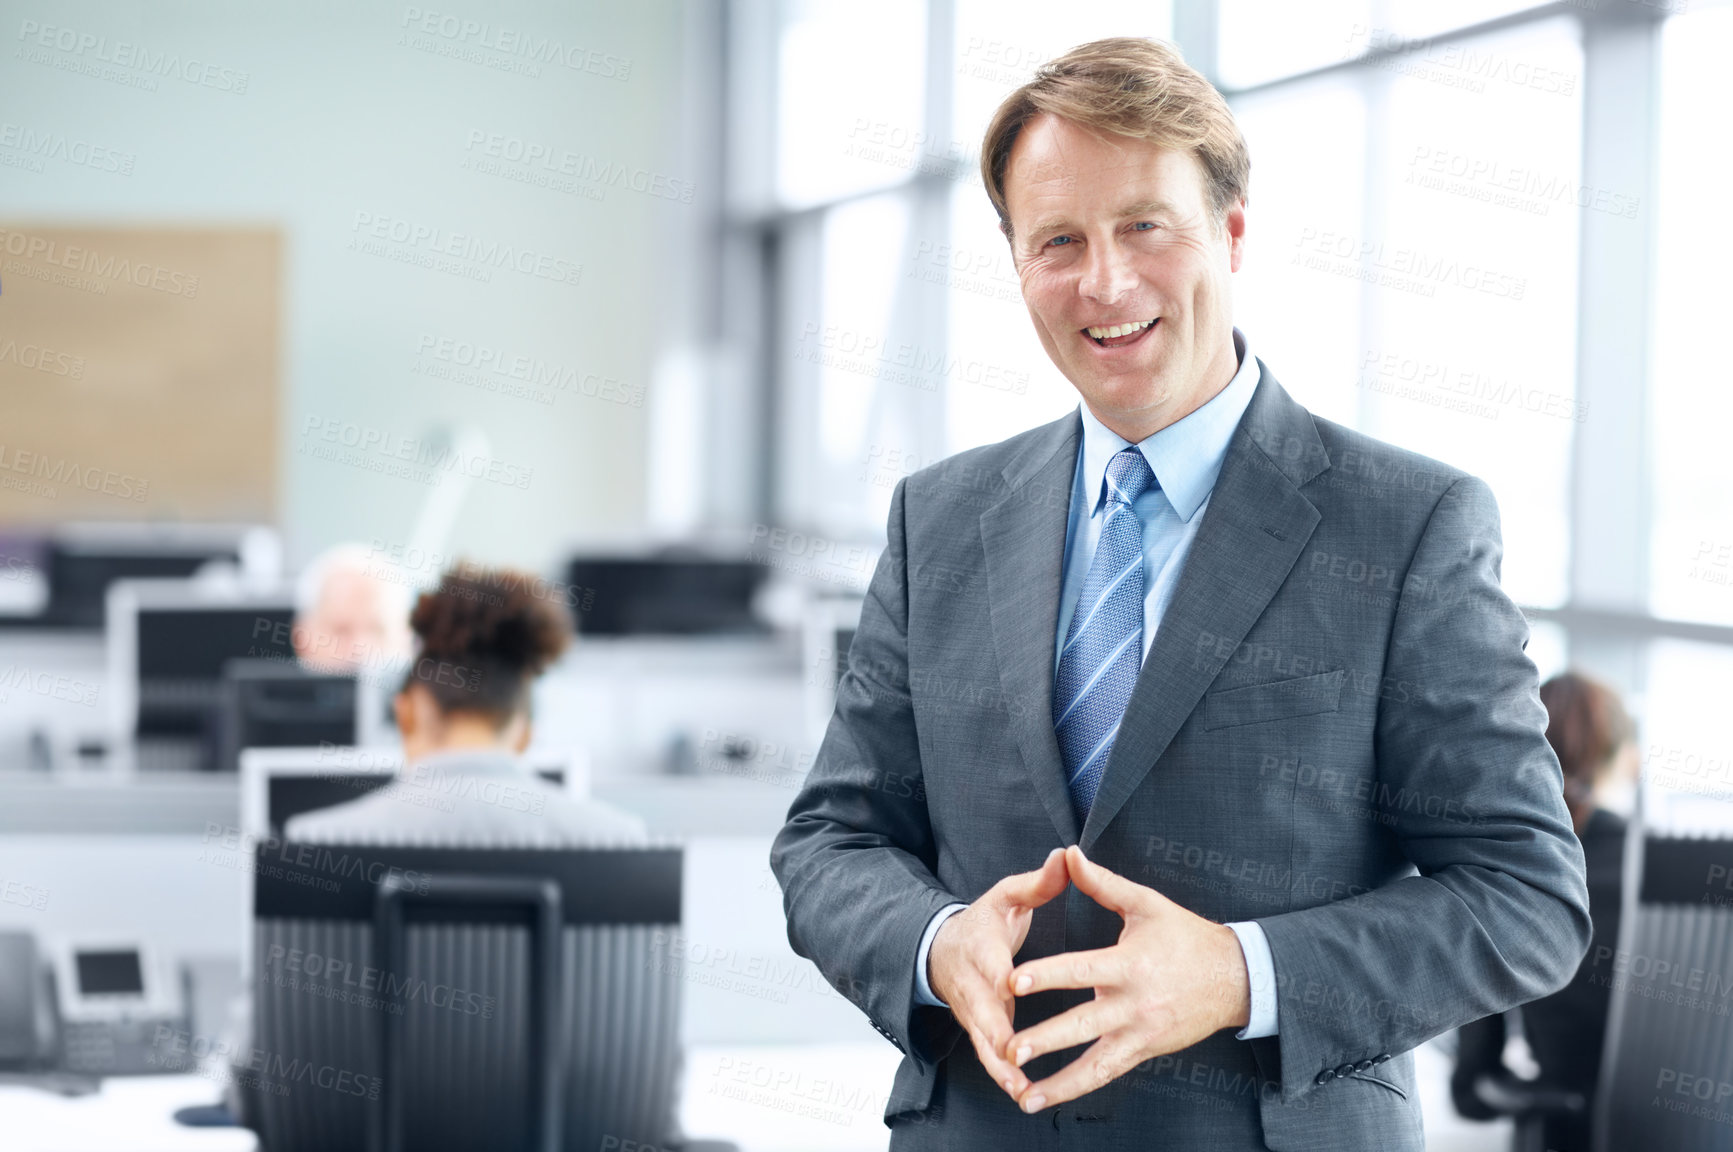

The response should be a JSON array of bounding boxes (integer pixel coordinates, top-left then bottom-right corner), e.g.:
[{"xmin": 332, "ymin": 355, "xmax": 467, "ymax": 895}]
[
  {"xmin": 291, "ymin": 543, "xmax": 414, "ymax": 674},
  {"xmin": 286, "ymin": 561, "xmax": 644, "ymax": 841},
  {"xmin": 1452, "ymin": 672, "xmax": 1636, "ymax": 1151}
]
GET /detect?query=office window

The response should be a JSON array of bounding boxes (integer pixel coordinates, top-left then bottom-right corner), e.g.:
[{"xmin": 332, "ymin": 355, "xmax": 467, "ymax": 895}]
[
  {"xmin": 1360, "ymin": 18, "xmax": 1581, "ymax": 609},
  {"xmin": 1367, "ymin": 0, "xmax": 1565, "ymax": 44},
  {"xmin": 1528, "ymin": 619, "xmax": 1569, "ymax": 684},
  {"xmin": 775, "ymin": 0, "xmax": 928, "ymax": 208},
  {"xmin": 1231, "ymin": 75, "xmax": 1368, "ymax": 428},
  {"xmin": 1217, "ymin": 0, "xmax": 1376, "ymax": 89},
  {"xmin": 777, "ymin": 193, "xmax": 933, "ymax": 538},
  {"xmin": 1233, "ymin": 18, "xmax": 1580, "ymax": 608},
  {"xmin": 1218, "ymin": 0, "xmax": 1562, "ymax": 90},
  {"xmin": 1641, "ymin": 638, "xmax": 1733, "ymax": 834},
  {"xmin": 1648, "ymin": 5, "xmax": 1733, "ymax": 628}
]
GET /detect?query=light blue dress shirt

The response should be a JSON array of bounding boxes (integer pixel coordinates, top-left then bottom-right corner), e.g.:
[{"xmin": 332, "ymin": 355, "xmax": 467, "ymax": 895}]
[{"xmin": 913, "ymin": 328, "xmax": 1280, "ymax": 1041}]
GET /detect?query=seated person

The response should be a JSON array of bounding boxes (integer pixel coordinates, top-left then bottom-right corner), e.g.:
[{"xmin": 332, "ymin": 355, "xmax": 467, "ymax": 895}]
[
  {"xmin": 291, "ymin": 543, "xmax": 414, "ymax": 675},
  {"xmin": 221, "ymin": 563, "xmax": 651, "ymax": 1136},
  {"xmin": 1451, "ymin": 671, "xmax": 1636, "ymax": 1151},
  {"xmin": 287, "ymin": 560, "xmax": 644, "ymax": 842}
]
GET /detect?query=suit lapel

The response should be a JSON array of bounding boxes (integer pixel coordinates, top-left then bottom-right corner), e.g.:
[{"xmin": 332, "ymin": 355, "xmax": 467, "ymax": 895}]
[
  {"xmin": 980, "ymin": 412, "xmax": 1084, "ymax": 847},
  {"xmin": 1081, "ymin": 368, "xmax": 1330, "ymax": 851}
]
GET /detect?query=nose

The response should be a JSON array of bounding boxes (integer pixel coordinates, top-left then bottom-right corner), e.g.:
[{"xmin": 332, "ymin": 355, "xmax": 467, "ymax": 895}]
[{"xmin": 1078, "ymin": 237, "xmax": 1137, "ymax": 305}]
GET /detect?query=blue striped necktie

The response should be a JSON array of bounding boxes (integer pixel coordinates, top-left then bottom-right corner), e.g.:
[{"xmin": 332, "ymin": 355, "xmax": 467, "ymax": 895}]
[{"xmin": 1054, "ymin": 447, "xmax": 1155, "ymax": 821}]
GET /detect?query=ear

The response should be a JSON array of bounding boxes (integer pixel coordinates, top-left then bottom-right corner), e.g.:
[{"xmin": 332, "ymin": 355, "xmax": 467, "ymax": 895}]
[
  {"xmin": 291, "ymin": 613, "xmax": 313, "ymax": 661},
  {"xmin": 392, "ymin": 689, "xmax": 412, "ymax": 738},
  {"xmin": 509, "ymin": 719, "xmax": 532, "ymax": 755},
  {"xmin": 1224, "ymin": 196, "xmax": 1248, "ymax": 274},
  {"xmin": 395, "ymin": 684, "xmax": 438, "ymax": 740}
]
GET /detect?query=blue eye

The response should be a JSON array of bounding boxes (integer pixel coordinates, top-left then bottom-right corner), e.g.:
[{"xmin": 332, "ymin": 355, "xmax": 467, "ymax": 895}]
[
  {"xmin": 1132, "ymin": 221, "xmax": 1156, "ymax": 231},
  {"xmin": 1047, "ymin": 235, "xmax": 1072, "ymax": 247}
]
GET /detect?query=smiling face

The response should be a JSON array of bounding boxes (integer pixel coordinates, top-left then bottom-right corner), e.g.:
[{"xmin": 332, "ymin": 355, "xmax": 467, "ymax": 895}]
[{"xmin": 1003, "ymin": 113, "xmax": 1246, "ymax": 442}]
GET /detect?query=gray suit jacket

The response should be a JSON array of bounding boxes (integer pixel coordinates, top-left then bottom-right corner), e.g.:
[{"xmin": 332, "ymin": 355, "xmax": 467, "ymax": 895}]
[{"xmin": 770, "ymin": 366, "xmax": 1591, "ymax": 1150}]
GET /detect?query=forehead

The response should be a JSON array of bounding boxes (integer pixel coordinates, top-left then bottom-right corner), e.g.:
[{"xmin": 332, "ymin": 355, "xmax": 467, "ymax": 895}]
[
  {"xmin": 1002, "ymin": 112, "xmax": 1207, "ymax": 223},
  {"xmin": 316, "ymin": 566, "xmax": 387, "ymax": 611}
]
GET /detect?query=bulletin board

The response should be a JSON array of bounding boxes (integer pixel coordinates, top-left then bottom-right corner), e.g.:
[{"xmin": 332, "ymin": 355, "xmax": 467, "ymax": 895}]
[{"xmin": 0, "ymin": 225, "xmax": 280, "ymax": 522}]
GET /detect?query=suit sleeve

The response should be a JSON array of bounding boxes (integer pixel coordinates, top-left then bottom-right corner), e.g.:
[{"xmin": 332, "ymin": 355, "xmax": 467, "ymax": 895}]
[
  {"xmin": 769, "ymin": 477, "xmax": 966, "ymax": 1069},
  {"xmin": 1253, "ymin": 475, "xmax": 1591, "ymax": 1101}
]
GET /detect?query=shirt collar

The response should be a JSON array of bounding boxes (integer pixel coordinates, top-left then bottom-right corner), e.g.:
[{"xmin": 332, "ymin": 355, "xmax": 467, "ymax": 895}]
[
  {"xmin": 1077, "ymin": 327, "xmax": 1262, "ymax": 523},
  {"xmin": 410, "ymin": 746, "xmax": 528, "ymax": 778}
]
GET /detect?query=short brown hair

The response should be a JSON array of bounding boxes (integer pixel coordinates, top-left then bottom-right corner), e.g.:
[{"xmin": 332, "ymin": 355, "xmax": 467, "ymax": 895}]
[{"xmin": 980, "ymin": 37, "xmax": 1250, "ymax": 236}]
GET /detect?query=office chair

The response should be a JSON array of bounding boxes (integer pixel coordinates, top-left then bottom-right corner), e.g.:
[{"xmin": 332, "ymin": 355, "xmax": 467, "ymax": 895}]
[
  {"xmin": 244, "ymin": 840, "xmax": 692, "ymax": 1152},
  {"xmin": 1458, "ymin": 812, "xmax": 1733, "ymax": 1152},
  {"xmin": 1591, "ymin": 822, "xmax": 1733, "ymax": 1152},
  {"xmin": 1454, "ymin": 1025, "xmax": 1586, "ymax": 1152}
]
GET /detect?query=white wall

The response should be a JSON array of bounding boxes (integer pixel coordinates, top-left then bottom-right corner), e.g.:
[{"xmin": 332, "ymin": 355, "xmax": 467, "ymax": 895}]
[{"xmin": 0, "ymin": 0, "xmax": 699, "ymax": 572}]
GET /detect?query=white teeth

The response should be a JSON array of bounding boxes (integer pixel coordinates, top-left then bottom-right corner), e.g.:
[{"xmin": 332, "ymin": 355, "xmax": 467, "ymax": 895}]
[{"xmin": 1086, "ymin": 318, "xmax": 1155, "ymax": 340}]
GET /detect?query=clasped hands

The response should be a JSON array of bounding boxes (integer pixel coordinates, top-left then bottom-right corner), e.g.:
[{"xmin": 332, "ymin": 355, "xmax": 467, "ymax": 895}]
[{"xmin": 927, "ymin": 845, "xmax": 1252, "ymax": 1114}]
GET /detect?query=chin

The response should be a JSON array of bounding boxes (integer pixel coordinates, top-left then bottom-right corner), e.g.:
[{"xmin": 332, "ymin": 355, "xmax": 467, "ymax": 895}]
[{"xmin": 1085, "ymin": 379, "xmax": 1171, "ymax": 419}]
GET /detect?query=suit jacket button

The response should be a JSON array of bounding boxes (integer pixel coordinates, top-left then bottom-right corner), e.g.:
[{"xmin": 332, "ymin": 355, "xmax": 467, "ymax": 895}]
[
  {"xmin": 1356, "ymin": 1059, "xmax": 1374, "ymax": 1072},
  {"xmin": 1336, "ymin": 1063, "xmax": 1356, "ymax": 1078},
  {"xmin": 1315, "ymin": 1070, "xmax": 1334, "ymax": 1085},
  {"xmin": 1374, "ymin": 1053, "xmax": 1391, "ymax": 1064}
]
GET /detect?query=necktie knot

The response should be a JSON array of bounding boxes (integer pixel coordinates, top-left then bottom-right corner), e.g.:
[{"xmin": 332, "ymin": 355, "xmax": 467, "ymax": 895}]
[{"xmin": 1104, "ymin": 448, "xmax": 1155, "ymax": 508}]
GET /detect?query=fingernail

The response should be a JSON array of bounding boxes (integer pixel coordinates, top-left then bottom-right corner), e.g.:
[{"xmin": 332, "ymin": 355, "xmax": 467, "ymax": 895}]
[
  {"xmin": 1015, "ymin": 1045, "xmax": 1031, "ymax": 1065},
  {"xmin": 1015, "ymin": 974, "xmax": 1032, "ymax": 993},
  {"xmin": 1024, "ymin": 1094, "xmax": 1046, "ymax": 1113},
  {"xmin": 1004, "ymin": 1078, "xmax": 1015, "ymax": 1094}
]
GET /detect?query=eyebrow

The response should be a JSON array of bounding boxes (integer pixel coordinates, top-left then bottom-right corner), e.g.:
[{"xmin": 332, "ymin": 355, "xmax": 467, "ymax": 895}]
[{"xmin": 1022, "ymin": 198, "xmax": 1184, "ymax": 245}]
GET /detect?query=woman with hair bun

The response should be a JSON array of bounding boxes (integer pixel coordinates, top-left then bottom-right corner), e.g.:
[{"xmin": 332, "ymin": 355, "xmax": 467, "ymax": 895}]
[{"xmin": 286, "ymin": 561, "xmax": 645, "ymax": 842}]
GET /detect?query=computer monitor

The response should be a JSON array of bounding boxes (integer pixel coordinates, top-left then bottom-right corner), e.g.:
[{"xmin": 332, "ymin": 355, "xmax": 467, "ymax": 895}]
[
  {"xmin": 563, "ymin": 554, "xmax": 769, "ymax": 635},
  {"xmin": 1, "ymin": 522, "xmax": 279, "ymax": 631},
  {"xmin": 239, "ymin": 746, "xmax": 583, "ymax": 845},
  {"xmin": 216, "ymin": 660, "xmax": 360, "ymax": 775},
  {"xmin": 107, "ymin": 578, "xmax": 297, "ymax": 772},
  {"xmin": 0, "ymin": 532, "xmax": 49, "ymax": 618}
]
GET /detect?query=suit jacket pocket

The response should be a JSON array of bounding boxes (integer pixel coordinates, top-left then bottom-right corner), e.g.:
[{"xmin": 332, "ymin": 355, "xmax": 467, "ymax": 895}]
[
  {"xmin": 1200, "ymin": 668, "xmax": 1347, "ymax": 731},
  {"xmin": 1348, "ymin": 1069, "xmax": 1409, "ymax": 1101}
]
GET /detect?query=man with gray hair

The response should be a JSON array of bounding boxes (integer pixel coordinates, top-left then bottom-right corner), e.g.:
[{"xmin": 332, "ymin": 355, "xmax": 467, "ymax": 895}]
[
  {"xmin": 773, "ymin": 36, "xmax": 1589, "ymax": 1149},
  {"xmin": 291, "ymin": 542, "xmax": 413, "ymax": 676}
]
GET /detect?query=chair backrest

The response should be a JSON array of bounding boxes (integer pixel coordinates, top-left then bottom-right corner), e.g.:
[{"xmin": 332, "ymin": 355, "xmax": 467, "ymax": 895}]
[
  {"xmin": 1593, "ymin": 823, "xmax": 1733, "ymax": 1152},
  {"xmin": 247, "ymin": 841, "xmax": 683, "ymax": 1152}
]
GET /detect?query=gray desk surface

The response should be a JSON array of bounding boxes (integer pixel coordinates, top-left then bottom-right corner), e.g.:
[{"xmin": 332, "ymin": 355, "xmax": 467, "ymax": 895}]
[{"xmin": 0, "ymin": 1072, "xmax": 257, "ymax": 1151}]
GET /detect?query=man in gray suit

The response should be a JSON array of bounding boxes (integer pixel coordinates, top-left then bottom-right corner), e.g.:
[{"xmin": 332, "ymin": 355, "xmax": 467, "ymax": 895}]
[{"xmin": 770, "ymin": 36, "xmax": 1591, "ymax": 1150}]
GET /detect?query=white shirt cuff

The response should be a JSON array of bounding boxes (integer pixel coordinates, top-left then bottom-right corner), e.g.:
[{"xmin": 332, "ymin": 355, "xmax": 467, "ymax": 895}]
[
  {"xmin": 1226, "ymin": 920, "xmax": 1279, "ymax": 1039},
  {"xmin": 913, "ymin": 903, "xmax": 970, "ymax": 1007}
]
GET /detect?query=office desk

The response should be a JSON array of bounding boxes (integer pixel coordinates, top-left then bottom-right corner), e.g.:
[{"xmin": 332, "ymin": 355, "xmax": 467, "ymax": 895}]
[
  {"xmin": 0, "ymin": 1073, "xmax": 256, "ymax": 1151},
  {"xmin": 679, "ymin": 1043, "xmax": 900, "ymax": 1152},
  {"xmin": 0, "ymin": 1051, "xmax": 884, "ymax": 1152}
]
